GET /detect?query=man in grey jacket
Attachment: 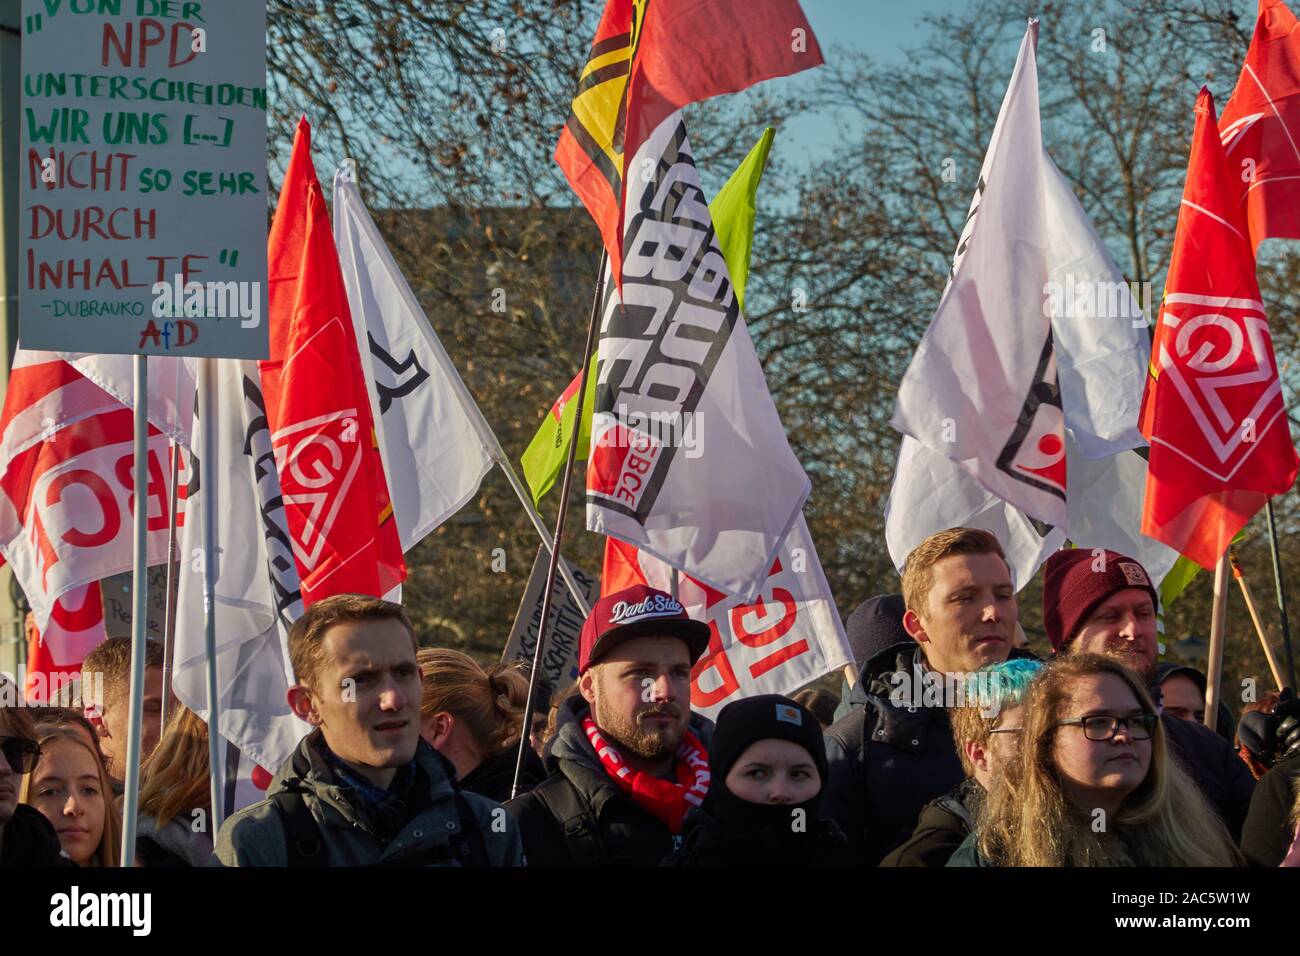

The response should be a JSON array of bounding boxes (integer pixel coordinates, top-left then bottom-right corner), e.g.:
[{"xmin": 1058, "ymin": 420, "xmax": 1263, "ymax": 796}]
[{"xmin": 213, "ymin": 594, "xmax": 521, "ymax": 866}]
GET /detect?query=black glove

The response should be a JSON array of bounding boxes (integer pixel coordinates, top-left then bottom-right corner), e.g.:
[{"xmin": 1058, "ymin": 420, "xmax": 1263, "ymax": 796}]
[{"xmin": 1273, "ymin": 693, "xmax": 1300, "ymax": 762}]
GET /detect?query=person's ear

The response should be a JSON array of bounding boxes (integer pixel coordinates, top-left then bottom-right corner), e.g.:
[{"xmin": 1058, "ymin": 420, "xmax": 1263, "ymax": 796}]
[
  {"xmin": 965, "ymin": 740, "xmax": 991, "ymax": 775},
  {"xmin": 287, "ymin": 684, "xmax": 322, "ymax": 726},
  {"xmin": 579, "ymin": 669, "xmax": 598, "ymax": 707},
  {"xmin": 429, "ymin": 712, "xmax": 454, "ymax": 749},
  {"xmin": 903, "ymin": 608, "xmax": 929, "ymax": 644}
]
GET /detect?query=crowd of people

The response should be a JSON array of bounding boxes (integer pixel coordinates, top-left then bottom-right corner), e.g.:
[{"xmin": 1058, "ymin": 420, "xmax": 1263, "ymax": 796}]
[{"xmin": 1, "ymin": 526, "xmax": 1299, "ymax": 868}]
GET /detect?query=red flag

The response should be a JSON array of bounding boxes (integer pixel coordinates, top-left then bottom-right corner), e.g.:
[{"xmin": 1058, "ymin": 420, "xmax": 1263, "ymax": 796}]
[
  {"xmin": 260, "ymin": 119, "xmax": 405, "ymax": 604},
  {"xmin": 1219, "ymin": 0, "xmax": 1300, "ymax": 249},
  {"xmin": 1140, "ymin": 89, "xmax": 1298, "ymax": 569},
  {"xmin": 555, "ymin": 0, "xmax": 821, "ymax": 287}
]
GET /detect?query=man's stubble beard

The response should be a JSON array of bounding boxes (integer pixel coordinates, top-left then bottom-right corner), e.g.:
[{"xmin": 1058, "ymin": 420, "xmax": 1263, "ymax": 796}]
[{"xmin": 591, "ymin": 678, "xmax": 684, "ymax": 762}]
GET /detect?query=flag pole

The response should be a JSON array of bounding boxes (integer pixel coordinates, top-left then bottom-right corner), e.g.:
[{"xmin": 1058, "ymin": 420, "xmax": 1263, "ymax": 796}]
[
  {"xmin": 119, "ymin": 354, "xmax": 149, "ymax": 866},
  {"xmin": 1204, "ymin": 551, "xmax": 1230, "ymax": 734},
  {"xmin": 510, "ymin": 249, "xmax": 606, "ymax": 799},
  {"xmin": 1265, "ymin": 500, "xmax": 1296, "ymax": 688},
  {"xmin": 1229, "ymin": 550, "xmax": 1286, "ymax": 689},
  {"xmin": 199, "ymin": 358, "xmax": 226, "ymax": 834},
  {"xmin": 159, "ymin": 442, "xmax": 182, "ymax": 735}
]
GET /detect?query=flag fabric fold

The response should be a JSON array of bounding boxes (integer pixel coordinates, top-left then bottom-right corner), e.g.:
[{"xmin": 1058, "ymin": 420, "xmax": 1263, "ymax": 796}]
[
  {"xmin": 1139, "ymin": 88, "xmax": 1298, "ymax": 569},
  {"xmin": 585, "ymin": 112, "xmax": 809, "ymax": 602},
  {"xmin": 332, "ymin": 169, "xmax": 495, "ymax": 552},
  {"xmin": 259, "ymin": 119, "xmax": 406, "ymax": 604}
]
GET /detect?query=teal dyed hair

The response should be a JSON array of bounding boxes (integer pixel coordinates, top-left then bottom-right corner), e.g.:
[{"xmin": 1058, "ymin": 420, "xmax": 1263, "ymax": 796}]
[{"xmin": 964, "ymin": 658, "xmax": 1045, "ymax": 715}]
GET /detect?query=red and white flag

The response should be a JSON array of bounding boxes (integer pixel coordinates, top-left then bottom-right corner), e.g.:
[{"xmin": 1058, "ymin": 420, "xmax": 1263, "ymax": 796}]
[
  {"xmin": 0, "ymin": 351, "xmax": 178, "ymax": 632},
  {"xmin": 603, "ymin": 516, "xmax": 851, "ymax": 720},
  {"xmin": 1219, "ymin": 0, "xmax": 1300, "ymax": 249},
  {"xmin": 1140, "ymin": 89, "xmax": 1299, "ymax": 569},
  {"xmin": 22, "ymin": 584, "xmax": 107, "ymax": 704},
  {"xmin": 259, "ymin": 119, "xmax": 405, "ymax": 604},
  {"xmin": 585, "ymin": 114, "xmax": 809, "ymax": 602}
]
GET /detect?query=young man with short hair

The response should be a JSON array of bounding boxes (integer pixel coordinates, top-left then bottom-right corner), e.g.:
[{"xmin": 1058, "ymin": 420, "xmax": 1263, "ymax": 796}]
[
  {"xmin": 505, "ymin": 585, "xmax": 713, "ymax": 866},
  {"xmin": 1042, "ymin": 548, "xmax": 1256, "ymax": 839},
  {"xmin": 213, "ymin": 594, "xmax": 521, "ymax": 866},
  {"xmin": 822, "ymin": 527, "xmax": 1032, "ymax": 865},
  {"xmin": 80, "ymin": 636, "xmax": 165, "ymax": 788}
]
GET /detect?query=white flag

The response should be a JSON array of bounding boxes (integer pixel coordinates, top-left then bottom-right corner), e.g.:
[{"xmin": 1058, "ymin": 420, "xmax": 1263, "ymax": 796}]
[
  {"xmin": 173, "ymin": 360, "xmax": 308, "ymax": 774},
  {"xmin": 587, "ymin": 112, "xmax": 810, "ymax": 602},
  {"xmin": 892, "ymin": 21, "xmax": 1066, "ymax": 526},
  {"xmin": 885, "ymin": 19, "xmax": 1179, "ymax": 589},
  {"xmin": 58, "ymin": 353, "xmax": 197, "ymax": 449},
  {"xmin": 606, "ymin": 516, "xmax": 851, "ymax": 720},
  {"xmin": 332, "ymin": 170, "xmax": 495, "ymax": 552}
]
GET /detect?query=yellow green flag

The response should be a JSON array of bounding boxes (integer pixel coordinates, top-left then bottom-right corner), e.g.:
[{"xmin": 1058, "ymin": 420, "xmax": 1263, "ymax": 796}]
[{"xmin": 521, "ymin": 127, "xmax": 776, "ymax": 504}]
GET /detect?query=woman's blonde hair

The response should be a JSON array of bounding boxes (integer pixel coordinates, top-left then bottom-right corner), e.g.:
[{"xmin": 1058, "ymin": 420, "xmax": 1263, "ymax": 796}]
[
  {"xmin": 138, "ymin": 705, "xmax": 210, "ymax": 828},
  {"xmin": 20, "ymin": 726, "xmax": 121, "ymax": 867},
  {"xmin": 417, "ymin": 648, "xmax": 530, "ymax": 758},
  {"xmin": 976, "ymin": 653, "xmax": 1240, "ymax": 867}
]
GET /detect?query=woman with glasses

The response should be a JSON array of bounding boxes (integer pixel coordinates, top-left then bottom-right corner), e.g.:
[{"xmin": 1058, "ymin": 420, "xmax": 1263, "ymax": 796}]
[
  {"xmin": 948, "ymin": 654, "xmax": 1241, "ymax": 866},
  {"xmin": 0, "ymin": 689, "xmax": 73, "ymax": 866}
]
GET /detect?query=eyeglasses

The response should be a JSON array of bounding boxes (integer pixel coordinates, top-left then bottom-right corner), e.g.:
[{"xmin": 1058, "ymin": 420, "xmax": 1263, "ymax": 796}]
[
  {"xmin": 988, "ymin": 727, "xmax": 1023, "ymax": 735},
  {"xmin": 0, "ymin": 736, "xmax": 42, "ymax": 774},
  {"xmin": 1054, "ymin": 714, "xmax": 1158, "ymax": 742}
]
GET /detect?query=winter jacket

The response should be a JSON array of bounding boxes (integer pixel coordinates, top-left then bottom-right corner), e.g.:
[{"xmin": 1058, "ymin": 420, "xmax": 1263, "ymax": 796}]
[
  {"xmin": 1241, "ymin": 753, "xmax": 1300, "ymax": 866},
  {"xmin": 944, "ymin": 830, "xmax": 992, "ymax": 867},
  {"xmin": 459, "ymin": 746, "xmax": 548, "ymax": 805},
  {"xmin": 880, "ymin": 776, "xmax": 983, "ymax": 867},
  {"xmin": 660, "ymin": 805, "xmax": 849, "ymax": 866},
  {"xmin": 136, "ymin": 812, "xmax": 214, "ymax": 867},
  {"xmin": 823, "ymin": 642, "xmax": 1038, "ymax": 865},
  {"xmin": 504, "ymin": 694, "xmax": 714, "ymax": 867},
  {"xmin": 0, "ymin": 804, "xmax": 73, "ymax": 867},
  {"xmin": 212, "ymin": 730, "xmax": 522, "ymax": 867},
  {"xmin": 1159, "ymin": 711, "xmax": 1255, "ymax": 841}
]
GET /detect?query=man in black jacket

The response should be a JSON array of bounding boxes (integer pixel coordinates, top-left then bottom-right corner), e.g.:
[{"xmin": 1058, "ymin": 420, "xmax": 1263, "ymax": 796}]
[
  {"xmin": 823, "ymin": 527, "xmax": 1024, "ymax": 865},
  {"xmin": 1042, "ymin": 548, "xmax": 1256, "ymax": 840},
  {"xmin": 506, "ymin": 585, "xmax": 713, "ymax": 866}
]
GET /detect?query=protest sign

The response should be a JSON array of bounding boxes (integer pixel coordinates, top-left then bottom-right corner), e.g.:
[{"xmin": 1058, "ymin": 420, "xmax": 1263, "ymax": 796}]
[
  {"xmin": 19, "ymin": 0, "xmax": 268, "ymax": 358},
  {"xmin": 99, "ymin": 562, "xmax": 168, "ymax": 639},
  {"xmin": 502, "ymin": 547, "xmax": 599, "ymax": 689}
]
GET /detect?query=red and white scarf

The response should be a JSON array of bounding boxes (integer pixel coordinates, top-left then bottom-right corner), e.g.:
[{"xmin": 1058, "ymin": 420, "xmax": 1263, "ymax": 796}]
[{"xmin": 583, "ymin": 715, "xmax": 710, "ymax": 834}]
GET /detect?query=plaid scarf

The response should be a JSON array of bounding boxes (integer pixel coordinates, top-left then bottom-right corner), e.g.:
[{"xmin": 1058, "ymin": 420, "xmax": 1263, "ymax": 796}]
[{"xmin": 583, "ymin": 716, "xmax": 710, "ymax": 834}]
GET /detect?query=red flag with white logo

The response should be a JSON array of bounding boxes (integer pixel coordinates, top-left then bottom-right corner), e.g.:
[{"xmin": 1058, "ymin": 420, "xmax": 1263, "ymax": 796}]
[
  {"xmin": 1219, "ymin": 0, "xmax": 1300, "ymax": 249},
  {"xmin": 259, "ymin": 119, "xmax": 405, "ymax": 604},
  {"xmin": 1140, "ymin": 88, "xmax": 1298, "ymax": 569}
]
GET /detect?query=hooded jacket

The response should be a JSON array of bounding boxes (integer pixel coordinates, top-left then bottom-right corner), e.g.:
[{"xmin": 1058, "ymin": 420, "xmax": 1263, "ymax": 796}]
[
  {"xmin": 880, "ymin": 775, "xmax": 983, "ymax": 867},
  {"xmin": 459, "ymin": 745, "xmax": 548, "ymax": 805},
  {"xmin": 504, "ymin": 693, "xmax": 714, "ymax": 867},
  {"xmin": 822, "ymin": 641, "xmax": 1037, "ymax": 866},
  {"xmin": 212, "ymin": 730, "xmax": 522, "ymax": 867}
]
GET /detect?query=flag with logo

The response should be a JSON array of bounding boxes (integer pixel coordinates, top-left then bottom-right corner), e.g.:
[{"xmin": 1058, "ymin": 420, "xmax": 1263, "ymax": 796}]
[
  {"xmin": 586, "ymin": 114, "xmax": 809, "ymax": 602},
  {"xmin": 260, "ymin": 119, "xmax": 405, "ymax": 604},
  {"xmin": 0, "ymin": 350, "xmax": 178, "ymax": 632},
  {"xmin": 332, "ymin": 168, "xmax": 496, "ymax": 551},
  {"xmin": 1139, "ymin": 88, "xmax": 1298, "ymax": 570},
  {"xmin": 173, "ymin": 359, "xmax": 309, "ymax": 773},
  {"xmin": 557, "ymin": 0, "xmax": 819, "ymax": 287},
  {"xmin": 22, "ymin": 584, "xmax": 107, "ymax": 704},
  {"xmin": 603, "ymin": 515, "xmax": 851, "ymax": 719},
  {"xmin": 1219, "ymin": 0, "xmax": 1300, "ymax": 249},
  {"xmin": 523, "ymin": 127, "xmax": 776, "ymax": 505},
  {"xmin": 886, "ymin": 20, "xmax": 1179, "ymax": 588}
]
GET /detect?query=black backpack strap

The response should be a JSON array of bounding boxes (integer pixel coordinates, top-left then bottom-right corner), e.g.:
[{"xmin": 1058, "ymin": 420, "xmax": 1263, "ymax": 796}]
[
  {"xmin": 450, "ymin": 793, "xmax": 492, "ymax": 867},
  {"xmin": 531, "ymin": 775, "xmax": 606, "ymax": 866},
  {"xmin": 271, "ymin": 791, "xmax": 326, "ymax": 867}
]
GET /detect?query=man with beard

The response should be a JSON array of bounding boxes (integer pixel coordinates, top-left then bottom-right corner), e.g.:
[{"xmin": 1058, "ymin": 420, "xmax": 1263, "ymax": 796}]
[
  {"xmin": 1043, "ymin": 549, "xmax": 1256, "ymax": 840},
  {"xmin": 505, "ymin": 585, "xmax": 713, "ymax": 866}
]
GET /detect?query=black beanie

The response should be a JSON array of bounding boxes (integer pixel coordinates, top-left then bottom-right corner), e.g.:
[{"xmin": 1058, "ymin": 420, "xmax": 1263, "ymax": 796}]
[
  {"xmin": 709, "ymin": 694, "xmax": 829, "ymax": 789},
  {"xmin": 844, "ymin": 594, "xmax": 909, "ymax": 666}
]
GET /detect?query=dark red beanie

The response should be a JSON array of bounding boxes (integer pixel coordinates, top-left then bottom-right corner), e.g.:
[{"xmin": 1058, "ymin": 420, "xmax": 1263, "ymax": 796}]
[{"xmin": 1042, "ymin": 549, "xmax": 1160, "ymax": 653}]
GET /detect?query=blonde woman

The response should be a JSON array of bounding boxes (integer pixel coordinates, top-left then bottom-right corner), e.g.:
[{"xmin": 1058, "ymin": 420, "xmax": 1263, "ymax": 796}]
[
  {"xmin": 21, "ymin": 724, "xmax": 121, "ymax": 866},
  {"xmin": 949, "ymin": 654, "xmax": 1240, "ymax": 867},
  {"xmin": 135, "ymin": 706, "xmax": 214, "ymax": 866},
  {"xmin": 417, "ymin": 648, "xmax": 544, "ymax": 802}
]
